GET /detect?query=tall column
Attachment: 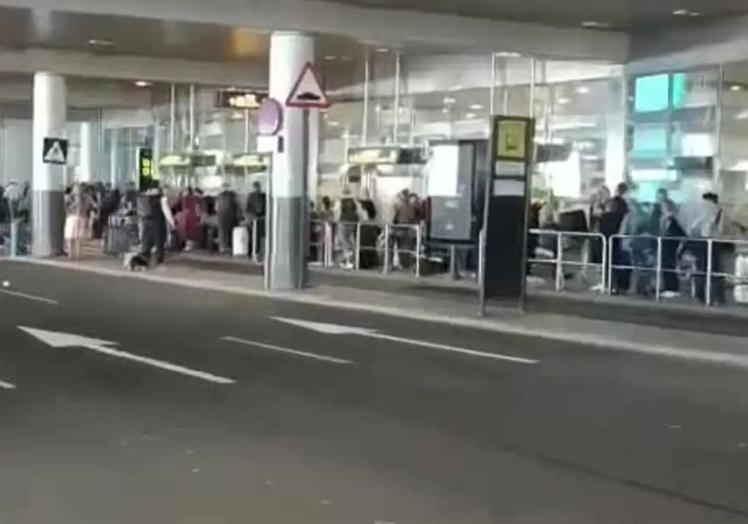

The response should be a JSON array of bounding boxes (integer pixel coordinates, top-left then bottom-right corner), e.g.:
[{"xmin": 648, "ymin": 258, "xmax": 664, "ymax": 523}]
[
  {"xmin": 266, "ymin": 31, "xmax": 315, "ymax": 290},
  {"xmin": 79, "ymin": 121, "xmax": 94, "ymax": 183},
  {"xmin": 32, "ymin": 72, "xmax": 67, "ymax": 258}
]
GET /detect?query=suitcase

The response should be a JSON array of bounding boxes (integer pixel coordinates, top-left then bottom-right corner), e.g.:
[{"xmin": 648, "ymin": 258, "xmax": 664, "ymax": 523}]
[{"xmin": 232, "ymin": 226, "xmax": 249, "ymax": 256}]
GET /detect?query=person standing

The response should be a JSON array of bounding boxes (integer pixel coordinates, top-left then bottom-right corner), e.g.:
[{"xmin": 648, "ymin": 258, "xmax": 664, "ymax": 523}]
[
  {"xmin": 136, "ymin": 185, "xmax": 175, "ymax": 267},
  {"xmin": 334, "ymin": 187, "xmax": 362, "ymax": 269},
  {"xmin": 64, "ymin": 182, "xmax": 94, "ymax": 261},
  {"xmin": 690, "ymin": 192, "xmax": 726, "ymax": 305},
  {"xmin": 216, "ymin": 184, "xmax": 240, "ymax": 254},
  {"xmin": 245, "ymin": 181, "xmax": 266, "ymax": 259}
]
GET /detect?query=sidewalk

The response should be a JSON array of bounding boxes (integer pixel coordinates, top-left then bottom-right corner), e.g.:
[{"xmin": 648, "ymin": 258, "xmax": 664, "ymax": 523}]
[{"xmin": 6, "ymin": 252, "xmax": 748, "ymax": 370}]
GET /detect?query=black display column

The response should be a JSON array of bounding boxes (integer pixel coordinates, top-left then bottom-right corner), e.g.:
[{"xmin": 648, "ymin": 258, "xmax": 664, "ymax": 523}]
[{"xmin": 480, "ymin": 116, "xmax": 535, "ymax": 311}]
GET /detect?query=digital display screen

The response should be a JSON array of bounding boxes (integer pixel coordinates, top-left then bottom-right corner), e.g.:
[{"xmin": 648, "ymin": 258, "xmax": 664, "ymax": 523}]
[{"xmin": 634, "ymin": 74, "xmax": 670, "ymax": 112}]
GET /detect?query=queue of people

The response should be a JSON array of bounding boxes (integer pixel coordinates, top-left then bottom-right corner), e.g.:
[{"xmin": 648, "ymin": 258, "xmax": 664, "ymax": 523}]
[{"xmin": 586, "ymin": 182, "xmax": 746, "ymax": 305}]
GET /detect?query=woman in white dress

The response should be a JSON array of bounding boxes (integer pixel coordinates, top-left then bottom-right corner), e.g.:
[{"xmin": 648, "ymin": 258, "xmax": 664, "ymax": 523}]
[{"xmin": 64, "ymin": 183, "xmax": 93, "ymax": 261}]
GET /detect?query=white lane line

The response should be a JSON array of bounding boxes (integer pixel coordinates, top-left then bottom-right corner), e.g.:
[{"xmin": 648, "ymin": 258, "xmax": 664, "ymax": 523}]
[
  {"xmin": 221, "ymin": 336, "xmax": 354, "ymax": 365},
  {"xmin": 0, "ymin": 379, "xmax": 16, "ymax": 390},
  {"xmin": 372, "ymin": 333, "xmax": 539, "ymax": 365},
  {"xmin": 85, "ymin": 344, "xmax": 236, "ymax": 385},
  {"xmin": 0, "ymin": 289, "xmax": 59, "ymax": 305}
]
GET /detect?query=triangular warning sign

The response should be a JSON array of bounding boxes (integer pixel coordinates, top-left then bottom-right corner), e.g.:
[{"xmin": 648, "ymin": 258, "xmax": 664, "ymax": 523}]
[
  {"xmin": 42, "ymin": 137, "xmax": 68, "ymax": 165},
  {"xmin": 286, "ymin": 62, "xmax": 331, "ymax": 109}
]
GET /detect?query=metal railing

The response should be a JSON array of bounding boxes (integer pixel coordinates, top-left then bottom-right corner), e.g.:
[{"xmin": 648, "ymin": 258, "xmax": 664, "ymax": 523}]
[
  {"xmin": 606, "ymin": 234, "xmax": 748, "ymax": 306},
  {"xmin": 527, "ymin": 229, "xmax": 608, "ymax": 293}
]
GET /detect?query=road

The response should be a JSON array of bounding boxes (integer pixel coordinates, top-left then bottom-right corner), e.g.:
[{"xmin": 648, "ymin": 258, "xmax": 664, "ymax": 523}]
[{"xmin": 1, "ymin": 260, "xmax": 748, "ymax": 524}]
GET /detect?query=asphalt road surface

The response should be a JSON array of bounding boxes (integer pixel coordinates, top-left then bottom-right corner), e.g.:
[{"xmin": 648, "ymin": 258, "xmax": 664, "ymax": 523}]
[{"xmin": 2, "ymin": 260, "xmax": 748, "ymax": 524}]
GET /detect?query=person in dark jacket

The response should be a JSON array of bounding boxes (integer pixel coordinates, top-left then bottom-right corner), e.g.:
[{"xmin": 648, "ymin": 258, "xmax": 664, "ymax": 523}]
[
  {"xmin": 216, "ymin": 184, "xmax": 240, "ymax": 254},
  {"xmin": 599, "ymin": 198, "xmax": 630, "ymax": 294}
]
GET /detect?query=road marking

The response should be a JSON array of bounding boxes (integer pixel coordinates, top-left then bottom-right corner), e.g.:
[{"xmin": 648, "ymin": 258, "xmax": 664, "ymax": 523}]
[
  {"xmin": 0, "ymin": 289, "xmax": 59, "ymax": 305},
  {"xmin": 0, "ymin": 379, "xmax": 16, "ymax": 390},
  {"xmin": 272, "ymin": 317, "xmax": 538, "ymax": 365},
  {"xmin": 19, "ymin": 326, "xmax": 235, "ymax": 385},
  {"xmin": 221, "ymin": 336, "xmax": 354, "ymax": 365}
]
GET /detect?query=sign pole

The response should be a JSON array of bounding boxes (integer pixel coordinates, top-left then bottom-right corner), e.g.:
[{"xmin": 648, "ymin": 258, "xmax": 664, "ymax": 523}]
[{"xmin": 300, "ymin": 108, "xmax": 310, "ymax": 287}]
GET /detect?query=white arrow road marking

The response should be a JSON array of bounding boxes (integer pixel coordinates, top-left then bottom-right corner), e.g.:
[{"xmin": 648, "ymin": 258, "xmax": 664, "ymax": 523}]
[
  {"xmin": 221, "ymin": 336, "xmax": 354, "ymax": 365},
  {"xmin": 0, "ymin": 289, "xmax": 59, "ymax": 305},
  {"xmin": 0, "ymin": 379, "xmax": 16, "ymax": 390},
  {"xmin": 272, "ymin": 317, "xmax": 538, "ymax": 365},
  {"xmin": 19, "ymin": 327, "xmax": 235, "ymax": 385}
]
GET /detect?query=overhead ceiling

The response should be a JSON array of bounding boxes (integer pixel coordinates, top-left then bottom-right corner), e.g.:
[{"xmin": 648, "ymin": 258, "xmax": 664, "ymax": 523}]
[
  {"xmin": 323, "ymin": 0, "xmax": 748, "ymax": 29},
  {"xmin": 0, "ymin": 6, "xmax": 364, "ymax": 64}
]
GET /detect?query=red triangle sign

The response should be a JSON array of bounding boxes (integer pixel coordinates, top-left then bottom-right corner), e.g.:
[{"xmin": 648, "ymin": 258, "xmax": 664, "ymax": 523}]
[{"xmin": 286, "ymin": 62, "xmax": 331, "ymax": 109}]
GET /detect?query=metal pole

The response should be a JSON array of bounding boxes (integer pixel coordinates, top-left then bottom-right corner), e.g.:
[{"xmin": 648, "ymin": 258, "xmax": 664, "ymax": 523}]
[
  {"xmin": 383, "ymin": 224, "xmax": 390, "ymax": 274},
  {"xmin": 415, "ymin": 224, "xmax": 422, "ymax": 278},
  {"xmin": 449, "ymin": 244, "xmax": 458, "ymax": 279},
  {"xmin": 715, "ymin": 63, "xmax": 725, "ymax": 186},
  {"xmin": 489, "ymin": 53, "xmax": 496, "ymax": 116},
  {"xmin": 706, "ymin": 239, "xmax": 713, "ymax": 306},
  {"xmin": 528, "ymin": 58, "xmax": 536, "ymax": 118},
  {"xmin": 478, "ymin": 228, "xmax": 487, "ymax": 316},
  {"xmin": 169, "ymin": 84, "xmax": 176, "ymax": 151},
  {"xmin": 244, "ymin": 109, "xmax": 251, "ymax": 151},
  {"xmin": 362, "ymin": 50, "xmax": 370, "ymax": 145},
  {"xmin": 251, "ymin": 219, "xmax": 259, "ymax": 263},
  {"xmin": 355, "ymin": 222, "xmax": 362, "ymax": 270},
  {"xmin": 300, "ymin": 109, "xmax": 310, "ymax": 285},
  {"xmin": 393, "ymin": 51, "xmax": 401, "ymax": 143},
  {"xmin": 655, "ymin": 237, "xmax": 662, "ymax": 302},
  {"xmin": 555, "ymin": 233, "xmax": 563, "ymax": 292},
  {"xmin": 188, "ymin": 84, "xmax": 196, "ymax": 151},
  {"xmin": 600, "ymin": 234, "xmax": 607, "ymax": 293},
  {"xmin": 607, "ymin": 236, "xmax": 615, "ymax": 295}
]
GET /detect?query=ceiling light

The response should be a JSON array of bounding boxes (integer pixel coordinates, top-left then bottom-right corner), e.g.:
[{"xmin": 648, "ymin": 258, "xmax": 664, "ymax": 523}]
[
  {"xmin": 375, "ymin": 47, "xmax": 389, "ymax": 53},
  {"xmin": 557, "ymin": 97, "xmax": 571, "ymax": 105},
  {"xmin": 731, "ymin": 84, "xmax": 744, "ymax": 92},
  {"xmin": 88, "ymin": 38, "xmax": 113, "ymax": 47},
  {"xmin": 465, "ymin": 112, "xmax": 477, "ymax": 119},
  {"xmin": 673, "ymin": 9, "xmax": 700, "ymax": 16},
  {"xmin": 134, "ymin": 80, "xmax": 152, "ymax": 88},
  {"xmin": 443, "ymin": 96, "xmax": 457, "ymax": 105},
  {"xmin": 442, "ymin": 107, "xmax": 450, "ymax": 114},
  {"xmin": 494, "ymin": 51, "xmax": 522, "ymax": 58},
  {"xmin": 327, "ymin": 120, "xmax": 340, "ymax": 127},
  {"xmin": 575, "ymin": 86, "xmax": 591, "ymax": 94},
  {"xmin": 581, "ymin": 20, "xmax": 610, "ymax": 28},
  {"xmin": 469, "ymin": 104, "xmax": 484, "ymax": 110},
  {"xmin": 324, "ymin": 55, "xmax": 338, "ymax": 61}
]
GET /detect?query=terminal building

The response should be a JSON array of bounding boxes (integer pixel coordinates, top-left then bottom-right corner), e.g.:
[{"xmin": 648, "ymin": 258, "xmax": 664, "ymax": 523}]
[{"xmin": 0, "ymin": 0, "xmax": 746, "ymax": 298}]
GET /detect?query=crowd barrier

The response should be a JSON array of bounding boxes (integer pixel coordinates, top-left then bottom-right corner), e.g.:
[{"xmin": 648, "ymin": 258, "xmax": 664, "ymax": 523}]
[{"xmin": 241, "ymin": 219, "xmax": 747, "ymax": 307}]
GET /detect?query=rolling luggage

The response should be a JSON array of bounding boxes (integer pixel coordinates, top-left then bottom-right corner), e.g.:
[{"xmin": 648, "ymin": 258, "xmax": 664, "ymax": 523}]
[
  {"xmin": 105, "ymin": 215, "xmax": 138, "ymax": 255},
  {"xmin": 232, "ymin": 226, "xmax": 249, "ymax": 256}
]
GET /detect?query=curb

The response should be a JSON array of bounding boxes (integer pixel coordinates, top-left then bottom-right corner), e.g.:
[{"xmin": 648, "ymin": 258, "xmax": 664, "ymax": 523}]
[{"xmin": 5, "ymin": 256, "xmax": 748, "ymax": 369}]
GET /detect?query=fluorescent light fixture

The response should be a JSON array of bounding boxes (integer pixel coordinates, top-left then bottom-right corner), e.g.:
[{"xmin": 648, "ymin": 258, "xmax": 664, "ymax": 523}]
[
  {"xmin": 88, "ymin": 38, "xmax": 113, "ymax": 46},
  {"xmin": 375, "ymin": 47, "xmax": 389, "ymax": 53},
  {"xmin": 443, "ymin": 96, "xmax": 457, "ymax": 105},
  {"xmin": 731, "ymin": 84, "xmax": 743, "ymax": 92},
  {"xmin": 231, "ymin": 112, "xmax": 244, "ymax": 120},
  {"xmin": 324, "ymin": 55, "xmax": 337, "ymax": 61},
  {"xmin": 575, "ymin": 86, "xmax": 591, "ymax": 94},
  {"xmin": 134, "ymin": 80, "xmax": 152, "ymax": 88},
  {"xmin": 494, "ymin": 51, "xmax": 521, "ymax": 58},
  {"xmin": 465, "ymin": 112, "xmax": 477, "ymax": 119},
  {"xmin": 469, "ymin": 104, "xmax": 484, "ymax": 110},
  {"xmin": 327, "ymin": 120, "xmax": 340, "ymax": 127},
  {"xmin": 673, "ymin": 8, "xmax": 700, "ymax": 16},
  {"xmin": 557, "ymin": 97, "xmax": 571, "ymax": 105},
  {"xmin": 581, "ymin": 20, "xmax": 610, "ymax": 28}
]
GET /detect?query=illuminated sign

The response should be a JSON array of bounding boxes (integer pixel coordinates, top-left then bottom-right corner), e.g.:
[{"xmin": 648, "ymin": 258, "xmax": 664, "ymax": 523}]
[
  {"xmin": 215, "ymin": 90, "xmax": 266, "ymax": 110},
  {"xmin": 346, "ymin": 147, "xmax": 425, "ymax": 165}
]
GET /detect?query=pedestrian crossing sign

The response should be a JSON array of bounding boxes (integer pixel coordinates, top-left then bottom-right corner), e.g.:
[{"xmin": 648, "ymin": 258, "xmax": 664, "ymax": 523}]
[{"xmin": 43, "ymin": 137, "xmax": 68, "ymax": 165}]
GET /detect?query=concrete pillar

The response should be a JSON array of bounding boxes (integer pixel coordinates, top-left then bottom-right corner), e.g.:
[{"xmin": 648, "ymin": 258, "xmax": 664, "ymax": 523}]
[
  {"xmin": 32, "ymin": 72, "xmax": 66, "ymax": 258},
  {"xmin": 266, "ymin": 31, "xmax": 315, "ymax": 290},
  {"xmin": 79, "ymin": 121, "xmax": 94, "ymax": 183}
]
